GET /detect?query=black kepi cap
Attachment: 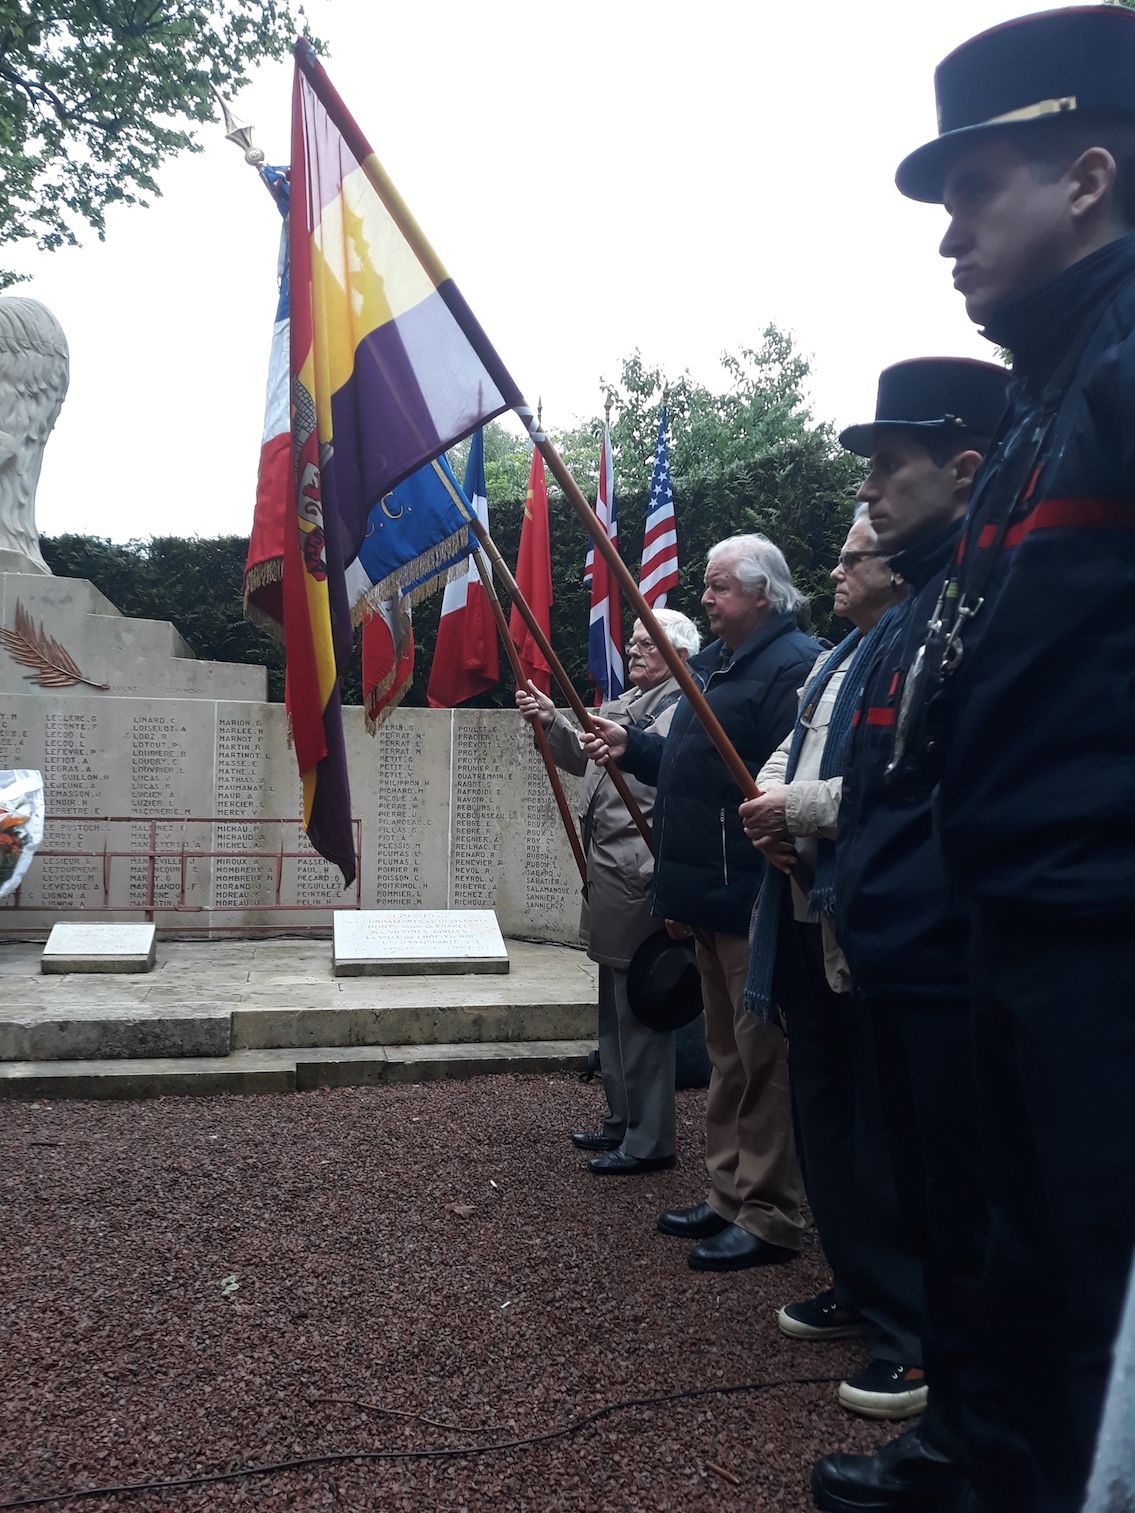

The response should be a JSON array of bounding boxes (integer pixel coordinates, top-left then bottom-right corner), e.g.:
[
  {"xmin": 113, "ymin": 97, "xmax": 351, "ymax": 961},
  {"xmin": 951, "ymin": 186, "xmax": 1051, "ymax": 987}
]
[
  {"xmin": 626, "ymin": 930, "xmax": 703, "ymax": 1033},
  {"xmin": 838, "ymin": 357, "xmax": 1011, "ymax": 458},
  {"xmin": 897, "ymin": 5, "xmax": 1135, "ymax": 203}
]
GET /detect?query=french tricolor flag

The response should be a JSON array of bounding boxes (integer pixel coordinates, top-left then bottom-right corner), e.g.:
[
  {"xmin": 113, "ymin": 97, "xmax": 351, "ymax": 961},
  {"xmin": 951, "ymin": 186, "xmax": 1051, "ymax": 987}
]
[
  {"xmin": 242, "ymin": 165, "xmax": 292, "ymax": 634},
  {"xmin": 586, "ymin": 422, "xmax": 624, "ymax": 705},
  {"xmin": 425, "ymin": 430, "xmax": 500, "ymax": 707}
]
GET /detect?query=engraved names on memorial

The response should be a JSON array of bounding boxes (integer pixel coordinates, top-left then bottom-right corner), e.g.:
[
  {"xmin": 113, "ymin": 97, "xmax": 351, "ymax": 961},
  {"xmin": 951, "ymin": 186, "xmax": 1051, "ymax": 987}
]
[{"xmin": 2, "ymin": 697, "xmax": 584, "ymax": 941}]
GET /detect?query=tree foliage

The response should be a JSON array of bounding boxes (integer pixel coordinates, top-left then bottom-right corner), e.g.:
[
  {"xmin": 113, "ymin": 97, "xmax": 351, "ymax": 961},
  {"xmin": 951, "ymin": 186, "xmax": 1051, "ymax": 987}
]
[
  {"xmin": 41, "ymin": 333, "xmax": 864, "ymax": 710},
  {"xmin": 0, "ymin": 0, "xmax": 317, "ymax": 288}
]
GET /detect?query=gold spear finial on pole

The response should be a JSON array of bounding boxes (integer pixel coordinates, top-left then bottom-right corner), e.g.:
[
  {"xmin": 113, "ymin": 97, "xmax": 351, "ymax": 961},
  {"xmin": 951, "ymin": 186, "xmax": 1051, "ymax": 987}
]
[
  {"xmin": 213, "ymin": 87, "xmax": 265, "ymax": 166},
  {"xmin": 604, "ymin": 388, "xmax": 614, "ymax": 425},
  {"xmin": 662, "ymin": 381, "xmax": 670, "ymax": 407},
  {"xmin": 537, "ymin": 395, "xmax": 543, "ymax": 429}
]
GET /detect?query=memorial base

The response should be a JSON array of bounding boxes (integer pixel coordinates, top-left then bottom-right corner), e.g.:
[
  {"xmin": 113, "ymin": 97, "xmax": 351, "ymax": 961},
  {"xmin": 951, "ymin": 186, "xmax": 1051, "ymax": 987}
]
[
  {"xmin": 333, "ymin": 909, "xmax": 510, "ymax": 977},
  {"xmin": 41, "ymin": 922, "xmax": 157, "ymax": 974}
]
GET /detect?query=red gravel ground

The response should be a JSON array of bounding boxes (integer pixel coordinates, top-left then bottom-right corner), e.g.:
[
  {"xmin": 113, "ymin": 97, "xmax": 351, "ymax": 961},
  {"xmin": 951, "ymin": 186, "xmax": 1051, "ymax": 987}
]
[{"xmin": 0, "ymin": 1076, "xmax": 894, "ymax": 1512}]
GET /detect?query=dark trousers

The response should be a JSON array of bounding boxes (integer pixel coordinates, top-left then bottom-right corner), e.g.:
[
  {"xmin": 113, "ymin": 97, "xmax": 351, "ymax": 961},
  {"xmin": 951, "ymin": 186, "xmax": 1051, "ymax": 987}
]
[
  {"xmin": 967, "ymin": 907, "xmax": 1135, "ymax": 1513},
  {"xmin": 777, "ymin": 917, "xmax": 922, "ymax": 1364},
  {"xmin": 866, "ymin": 989, "xmax": 986, "ymax": 1463}
]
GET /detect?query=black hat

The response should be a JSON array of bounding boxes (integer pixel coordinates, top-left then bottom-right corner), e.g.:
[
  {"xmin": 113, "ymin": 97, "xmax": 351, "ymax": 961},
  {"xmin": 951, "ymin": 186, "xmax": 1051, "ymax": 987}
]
[
  {"xmin": 897, "ymin": 5, "xmax": 1135, "ymax": 203},
  {"xmin": 838, "ymin": 357, "xmax": 1011, "ymax": 458},
  {"xmin": 626, "ymin": 931, "xmax": 703, "ymax": 1032}
]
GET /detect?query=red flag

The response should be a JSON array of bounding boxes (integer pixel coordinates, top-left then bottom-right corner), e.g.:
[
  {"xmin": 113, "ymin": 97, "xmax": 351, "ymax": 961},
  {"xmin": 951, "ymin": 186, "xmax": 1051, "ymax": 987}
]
[
  {"xmin": 362, "ymin": 596, "xmax": 414, "ymax": 733},
  {"xmin": 508, "ymin": 449, "xmax": 554, "ymax": 696},
  {"xmin": 426, "ymin": 430, "xmax": 500, "ymax": 707}
]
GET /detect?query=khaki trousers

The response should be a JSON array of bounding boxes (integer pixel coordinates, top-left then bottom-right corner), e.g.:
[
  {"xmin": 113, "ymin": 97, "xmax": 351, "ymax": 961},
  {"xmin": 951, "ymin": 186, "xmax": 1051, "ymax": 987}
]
[{"xmin": 695, "ymin": 928, "xmax": 804, "ymax": 1251}]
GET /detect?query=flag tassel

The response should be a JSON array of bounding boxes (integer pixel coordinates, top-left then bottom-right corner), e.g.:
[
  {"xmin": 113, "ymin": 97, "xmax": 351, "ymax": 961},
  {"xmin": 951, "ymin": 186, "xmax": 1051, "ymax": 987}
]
[{"xmin": 469, "ymin": 547, "xmax": 588, "ymax": 884}]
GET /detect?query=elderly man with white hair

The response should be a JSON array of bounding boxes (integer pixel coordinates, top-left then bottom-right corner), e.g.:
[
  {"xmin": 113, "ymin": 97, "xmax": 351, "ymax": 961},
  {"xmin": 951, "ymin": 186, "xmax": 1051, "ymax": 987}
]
[
  {"xmin": 584, "ymin": 535, "xmax": 821, "ymax": 1270},
  {"xmin": 517, "ymin": 607, "xmax": 701, "ymax": 1174}
]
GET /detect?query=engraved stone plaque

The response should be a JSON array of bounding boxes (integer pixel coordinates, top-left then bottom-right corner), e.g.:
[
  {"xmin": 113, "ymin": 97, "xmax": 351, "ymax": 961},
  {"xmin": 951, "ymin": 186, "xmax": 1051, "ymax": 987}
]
[
  {"xmin": 333, "ymin": 909, "xmax": 509, "ymax": 977},
  {"xmin": 41, "ymin": 921, "xmax": 157, "ymax": 973}
]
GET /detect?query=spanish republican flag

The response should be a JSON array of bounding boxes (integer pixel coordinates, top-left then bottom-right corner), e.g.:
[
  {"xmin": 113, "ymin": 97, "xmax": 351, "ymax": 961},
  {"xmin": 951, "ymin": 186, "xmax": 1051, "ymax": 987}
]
[
  {"xmin": 508, "ymin": 449, "xmax": 554, "ymax": 696},
  {"xmin": 281, "ymin": 41, "xmax": 522, "ymax": 880}
]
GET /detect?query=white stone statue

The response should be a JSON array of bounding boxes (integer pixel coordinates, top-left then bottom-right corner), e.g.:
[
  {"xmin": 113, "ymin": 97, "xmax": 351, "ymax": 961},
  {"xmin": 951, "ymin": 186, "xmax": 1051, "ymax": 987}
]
[{"xmin": 0, "ymin": 298, "xmax": 70, "ymax": 575}]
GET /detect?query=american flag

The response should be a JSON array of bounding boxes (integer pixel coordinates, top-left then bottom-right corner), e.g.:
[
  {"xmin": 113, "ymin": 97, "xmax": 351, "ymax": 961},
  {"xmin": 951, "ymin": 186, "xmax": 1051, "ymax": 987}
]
[
  {"xmin": 586, "ymin": 421, "xmax": 624, "ymax": 703},
  {"xmin": 639, "ymin": 401, "xmax": 679, "ymax": 608}
]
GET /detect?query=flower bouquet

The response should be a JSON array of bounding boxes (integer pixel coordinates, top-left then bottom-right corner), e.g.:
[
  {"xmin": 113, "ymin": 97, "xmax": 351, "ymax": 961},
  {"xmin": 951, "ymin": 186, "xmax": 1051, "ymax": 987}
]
[{"xmin": 0, "ymin": 770, "xmax": 45, "ymax": 900}]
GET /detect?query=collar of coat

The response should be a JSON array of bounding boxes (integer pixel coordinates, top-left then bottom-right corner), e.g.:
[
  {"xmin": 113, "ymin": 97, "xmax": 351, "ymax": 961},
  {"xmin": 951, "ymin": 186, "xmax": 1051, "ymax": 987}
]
[
  {"xmin": 608, "ymin": 674, "xmax": 681, "ymax": 725},
  {"xmin": 982, "ymin": 233, "xmax": 1135, "ymax": 391},
  {"xmin": 692, "ymin": 609, "xmax": 800, "ymax": 681},
  {"xmin": 888, "ymin": 515, "xmax": 965, "ymax": 594}
]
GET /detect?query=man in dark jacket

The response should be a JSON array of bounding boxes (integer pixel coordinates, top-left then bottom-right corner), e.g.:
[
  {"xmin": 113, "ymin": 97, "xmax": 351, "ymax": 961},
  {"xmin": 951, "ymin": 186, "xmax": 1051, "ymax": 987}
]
[
  {"xmin": 583, "ymin": 534, "xmax": 820, "ymax": 1271},
  {"xmin": 810, "ymin": 358, "xmax": 1009, "ymax": 1513},
  {"xmin": 891, "ymin": 11, "xmax": 1135, "ymax": 1511}
]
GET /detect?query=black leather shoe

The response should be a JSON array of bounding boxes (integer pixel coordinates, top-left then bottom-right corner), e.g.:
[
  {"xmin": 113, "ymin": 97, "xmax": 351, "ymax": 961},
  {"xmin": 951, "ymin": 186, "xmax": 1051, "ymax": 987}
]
[
  {"xmin": 571, "ymin": 1128, "xmax": 621, "ymax": 1152},
  {"xmin": 588, "ymin": 1149, "xmax": 675, "ymax": 1175},
  {"xmin": 811, "ymin": 1427, "xmax": 971, "ymax": 1512},
  {"xmin": 656, "ymin": 1201, "xmax": 730, "ymax": 1239},
  {"xmin": 688, "ymin": 1222, "xmax": 796, "ymax": 1272}
]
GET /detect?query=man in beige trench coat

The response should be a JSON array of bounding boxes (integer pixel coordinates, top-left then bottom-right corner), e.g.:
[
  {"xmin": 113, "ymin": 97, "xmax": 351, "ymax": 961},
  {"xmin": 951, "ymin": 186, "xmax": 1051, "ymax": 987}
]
[{"xmin": 516, "ymin": 607, "xmax": 700, "ymax": 1174}]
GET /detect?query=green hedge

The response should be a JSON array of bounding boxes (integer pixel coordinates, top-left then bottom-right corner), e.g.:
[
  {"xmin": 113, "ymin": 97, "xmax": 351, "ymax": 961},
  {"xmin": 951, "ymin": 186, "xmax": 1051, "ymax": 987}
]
[{"xmin": 41, "ymin": 437, "xmax": 860, "ymax": 709}]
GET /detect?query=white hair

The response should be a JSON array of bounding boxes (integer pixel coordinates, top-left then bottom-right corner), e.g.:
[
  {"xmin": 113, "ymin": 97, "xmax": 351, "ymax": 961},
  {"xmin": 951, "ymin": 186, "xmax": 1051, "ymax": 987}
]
[
  {"xmin": 640, "ymin": 607, "xmax": 701, "ymax": 657},
  {"xmin": 850, "ymin": 503, "xmax": 879, "ymax": 542},
  {"xmin": 706, "ymin": 533, "xmax": 804, "ymax": 615}
]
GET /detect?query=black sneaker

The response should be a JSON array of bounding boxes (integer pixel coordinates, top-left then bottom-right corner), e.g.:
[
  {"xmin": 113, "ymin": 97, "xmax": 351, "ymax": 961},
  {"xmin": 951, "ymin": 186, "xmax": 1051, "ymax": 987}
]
[
  {"xmin": 777, "ymin": 1288, "xmax": 869, "ymax": 1341},
  {"xmin": 839, "ymin": 1359, "xmax": 929, "ymax": 1421}
]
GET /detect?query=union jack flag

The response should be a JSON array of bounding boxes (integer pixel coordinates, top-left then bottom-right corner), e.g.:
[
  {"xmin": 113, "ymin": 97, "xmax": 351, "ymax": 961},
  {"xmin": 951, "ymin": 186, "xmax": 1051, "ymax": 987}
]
[
  {"xmin": 586, "ymin": 421, "xmax": 624, "ymax": 703},
  {"xmin": 639, "ymin": 401, "xmax": 679, "ymax": 608}
]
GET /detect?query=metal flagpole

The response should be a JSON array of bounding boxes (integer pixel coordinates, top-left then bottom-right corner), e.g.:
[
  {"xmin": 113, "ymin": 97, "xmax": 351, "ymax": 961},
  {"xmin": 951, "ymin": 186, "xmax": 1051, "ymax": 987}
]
[{"xmin": 468, "ymin": 547, "xmax": 588, "ymax": 884}]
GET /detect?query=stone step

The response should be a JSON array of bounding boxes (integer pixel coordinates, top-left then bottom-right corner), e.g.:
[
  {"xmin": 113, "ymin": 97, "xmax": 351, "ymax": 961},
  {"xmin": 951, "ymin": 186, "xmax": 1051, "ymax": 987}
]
[
  {"xmin": 0, "ymin": 1039, "xmax": 594, "ymax": 1100},
  {"xmin": 0, "ymin": 938, "xmax": 598, "ymax": 1062},
  {"xmin": 0, "ymin": 999, "xmax": 595, "ymax": 1063}
]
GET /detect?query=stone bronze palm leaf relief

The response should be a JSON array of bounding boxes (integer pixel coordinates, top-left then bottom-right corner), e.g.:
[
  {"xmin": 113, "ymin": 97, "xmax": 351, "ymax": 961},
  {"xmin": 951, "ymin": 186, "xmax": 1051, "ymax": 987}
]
[{"xmin": 0, "ymin": 601, "xmax": 108, "ymax": 690}]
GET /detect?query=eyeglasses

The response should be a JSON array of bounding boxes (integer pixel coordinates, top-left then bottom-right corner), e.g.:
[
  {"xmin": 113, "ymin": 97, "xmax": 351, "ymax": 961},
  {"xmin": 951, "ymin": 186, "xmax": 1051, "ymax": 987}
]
[
  {"xmin": 835, "ymin": 550, "xmax": 887, "ymax": 571},
  {"xmin": 628, "ymin": 637, "xmax": 657, "ymax": 653}
]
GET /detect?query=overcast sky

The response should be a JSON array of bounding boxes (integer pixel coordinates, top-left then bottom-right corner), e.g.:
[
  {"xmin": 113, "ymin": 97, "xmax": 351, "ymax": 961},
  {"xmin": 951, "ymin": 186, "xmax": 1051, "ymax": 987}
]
[{"xmin": 9, "ymin": 0, "xmax": 1065, "ymax": 543}]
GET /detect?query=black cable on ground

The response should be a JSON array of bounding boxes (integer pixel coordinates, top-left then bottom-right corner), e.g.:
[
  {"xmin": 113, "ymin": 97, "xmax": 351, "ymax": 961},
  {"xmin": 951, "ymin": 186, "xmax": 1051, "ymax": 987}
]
[{"xmin": 0, "ymin": 1372, "xmax": 846, "ymax": 1509}]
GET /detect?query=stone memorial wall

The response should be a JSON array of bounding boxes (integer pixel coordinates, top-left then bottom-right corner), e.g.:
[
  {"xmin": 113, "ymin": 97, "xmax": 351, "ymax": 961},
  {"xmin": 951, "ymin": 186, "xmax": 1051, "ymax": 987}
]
[{"xmin": 0, "ymin": 572, "xmax": 587, "ymax": 943}]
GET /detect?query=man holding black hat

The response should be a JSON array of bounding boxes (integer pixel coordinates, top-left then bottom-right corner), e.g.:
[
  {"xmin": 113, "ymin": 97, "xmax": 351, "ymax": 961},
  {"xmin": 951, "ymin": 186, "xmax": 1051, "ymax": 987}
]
[
  {"xmin": 891, "ymin": 9, "xmax": 1135, "ymax": 1510},
  {"xmin": 809, "ymin": 356, "xmax": 1009, "ymax": 1513}
]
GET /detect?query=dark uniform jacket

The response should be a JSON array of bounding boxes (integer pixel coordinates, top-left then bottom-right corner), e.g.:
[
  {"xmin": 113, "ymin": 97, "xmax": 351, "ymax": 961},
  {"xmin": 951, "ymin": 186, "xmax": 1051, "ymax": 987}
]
[
  {"xmin": 836, "ymin": 520, "xmax": 968, "ymax": 1001},
  {"xmin": 618, "ymin": 610, "xmax": 820, "ymax": 937},
  {"xmin": 936, "ymin": 235, "xmax": 1135, "ymax": 912}
]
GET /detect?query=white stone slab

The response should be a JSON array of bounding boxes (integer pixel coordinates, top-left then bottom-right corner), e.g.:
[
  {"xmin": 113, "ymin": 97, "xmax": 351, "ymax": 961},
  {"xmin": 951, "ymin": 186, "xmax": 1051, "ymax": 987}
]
[
  {"xmin": 332, "ymin": 910, "xmax": 509, "ymax": 977},
  {"xmin": 41, "ymin": 922, "xmax": 157, "ymax": 974}
]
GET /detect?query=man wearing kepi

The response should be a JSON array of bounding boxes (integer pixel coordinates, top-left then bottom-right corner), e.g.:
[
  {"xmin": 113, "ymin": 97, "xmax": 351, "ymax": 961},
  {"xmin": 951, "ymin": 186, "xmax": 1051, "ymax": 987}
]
[
  {"xmin": 809, "ymin": 357, "xmax": 1009, "ymax": 1513},
  {"xmin": 892, "ymin": 10, "xmax": 1135, "ymax": 1510},
  {"xmin": 740, "ymin": 507, "xmax": 920, "ymax": 1425},
  {"xmin": 583, "ymin": 536, "xmax": 820, "ymax": 1271},
  {"xmin": 515, "ymin": 608, "xmax": 699, "ymax": 1174}
]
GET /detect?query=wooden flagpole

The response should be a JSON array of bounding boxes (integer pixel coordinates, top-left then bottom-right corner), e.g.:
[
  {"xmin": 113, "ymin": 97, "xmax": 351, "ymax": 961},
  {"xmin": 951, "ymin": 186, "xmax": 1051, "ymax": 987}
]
[
  {"xmin": 468, "ymin": 520, "xmax": 655, "ymax": 852},
  {"xmin": 315, "ymin": 90, "xmax": 759, "ymax": 805},
  {"xmin": 468, "ymin": 547, "xmax": 588, "ymax": 883},
  {"xmin": 521, "ymin": 422, "xmax": 760, "ymax": 802}
]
